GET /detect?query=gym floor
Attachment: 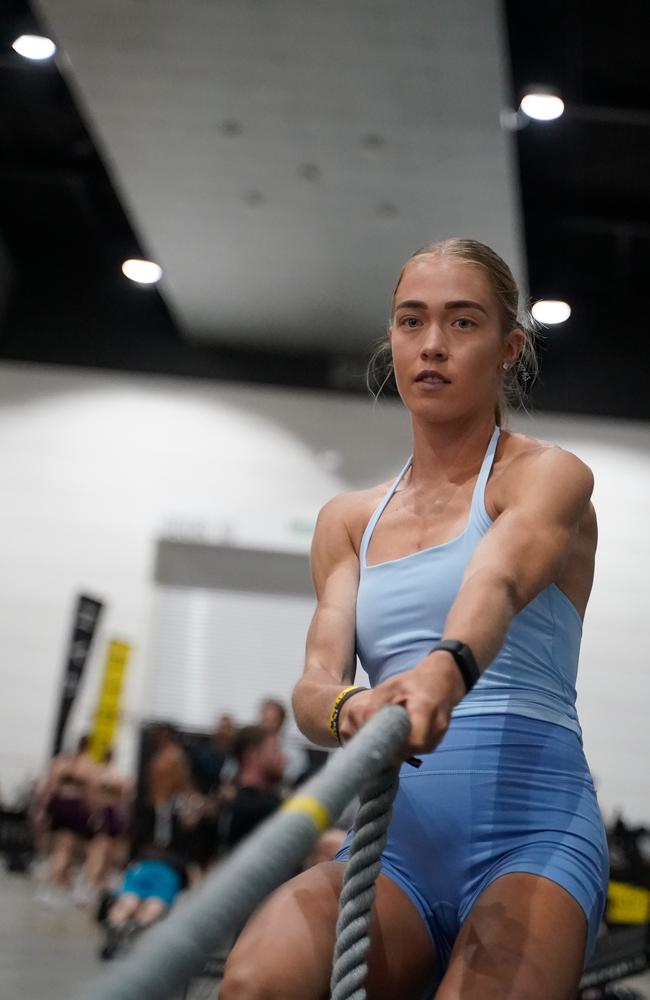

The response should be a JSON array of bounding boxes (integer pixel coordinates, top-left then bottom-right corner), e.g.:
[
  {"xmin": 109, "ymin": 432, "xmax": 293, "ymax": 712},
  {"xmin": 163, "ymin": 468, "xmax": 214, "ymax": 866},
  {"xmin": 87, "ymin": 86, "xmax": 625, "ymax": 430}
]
[
  {"xmin": 0, "ymin": 869, "xmax": 102, "ymax": 998},
  {"xmin": 0, "ymin": 867, "xmax": 225, "ymax": 999},
  {"xmin": 1, "ymin": 868, "xmax": 649, "ymax": 999}
]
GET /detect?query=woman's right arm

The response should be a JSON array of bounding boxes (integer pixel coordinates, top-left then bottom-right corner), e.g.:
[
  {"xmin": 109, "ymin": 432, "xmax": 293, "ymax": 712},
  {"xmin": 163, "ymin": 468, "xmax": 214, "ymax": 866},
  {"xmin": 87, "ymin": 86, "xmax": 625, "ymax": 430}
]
[{"xmin": 292, "ymin": 494, "xmax": 361, "ymax": 747}]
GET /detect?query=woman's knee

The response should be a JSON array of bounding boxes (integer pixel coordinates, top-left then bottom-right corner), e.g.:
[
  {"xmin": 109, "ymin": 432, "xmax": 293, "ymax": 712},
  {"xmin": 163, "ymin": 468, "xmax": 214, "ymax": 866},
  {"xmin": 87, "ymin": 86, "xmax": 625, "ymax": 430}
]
[
  {"xmin": 220, "ymin": 863, "xmax": 342, "ymax": 1000},
  {"xmin": 220, "ymin": 955, "xmax": 276, "ymax": 1000},
  {"xmin": 221, "ymin": 946, "xmax": 315, "ymax": 1000}
]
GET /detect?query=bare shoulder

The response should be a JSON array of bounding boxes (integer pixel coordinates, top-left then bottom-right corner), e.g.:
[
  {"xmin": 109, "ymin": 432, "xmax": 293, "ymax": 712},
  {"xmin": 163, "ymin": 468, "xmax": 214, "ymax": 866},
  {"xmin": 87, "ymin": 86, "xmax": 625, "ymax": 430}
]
[
  {"xmin": 315, "ymin": 477, "xmax": 395, "ymax": 560},
  {"xmin": 490, "ymin": 430, "xmax": 594, "ymax": 521}
]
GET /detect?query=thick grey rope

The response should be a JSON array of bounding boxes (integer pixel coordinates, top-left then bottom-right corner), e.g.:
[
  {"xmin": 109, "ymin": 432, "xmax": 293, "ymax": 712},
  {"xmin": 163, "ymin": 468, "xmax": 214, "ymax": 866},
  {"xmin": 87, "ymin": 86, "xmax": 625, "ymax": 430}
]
[
  {"xmin": 80, "ymin": 704, "xmax": 410, "ymax": 1000},
  {"xmin": 330, "ymin": 762, "xmax": 401, "ymax": 1000}
]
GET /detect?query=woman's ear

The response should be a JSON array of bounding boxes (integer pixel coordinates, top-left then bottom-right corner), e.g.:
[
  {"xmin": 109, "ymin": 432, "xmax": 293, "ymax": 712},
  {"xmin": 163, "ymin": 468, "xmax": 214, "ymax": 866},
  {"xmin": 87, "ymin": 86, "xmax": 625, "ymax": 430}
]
[{"xmin": 505, "ymin": 327, "xmax": 524, "ymax": 365}]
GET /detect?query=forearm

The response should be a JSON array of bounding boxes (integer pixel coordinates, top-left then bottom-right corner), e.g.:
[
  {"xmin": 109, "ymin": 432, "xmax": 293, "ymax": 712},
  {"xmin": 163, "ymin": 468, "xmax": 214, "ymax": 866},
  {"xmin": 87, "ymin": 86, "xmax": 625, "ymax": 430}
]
[
  {"xmin": 441, "ymin": 568, "xmax": 517, "ymax": 674},
  {"xmin": 292, "ymin": 667, "xmax": 356, "ymax": 748}
]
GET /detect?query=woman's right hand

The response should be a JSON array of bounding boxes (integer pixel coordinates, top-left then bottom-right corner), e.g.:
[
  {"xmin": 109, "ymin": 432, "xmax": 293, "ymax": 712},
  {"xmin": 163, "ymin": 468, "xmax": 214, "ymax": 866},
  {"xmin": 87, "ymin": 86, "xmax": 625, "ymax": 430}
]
[{"xmin": 336, "ymin": 653, "xmax": 464, "ymax": 757}]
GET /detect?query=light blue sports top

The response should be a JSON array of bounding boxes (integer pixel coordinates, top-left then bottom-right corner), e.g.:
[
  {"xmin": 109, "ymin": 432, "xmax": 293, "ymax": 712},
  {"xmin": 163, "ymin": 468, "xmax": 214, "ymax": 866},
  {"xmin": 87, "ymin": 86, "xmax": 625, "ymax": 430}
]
[{"xmin": 356, "ymin": 426, "xmax": 583, "ymax": 737}]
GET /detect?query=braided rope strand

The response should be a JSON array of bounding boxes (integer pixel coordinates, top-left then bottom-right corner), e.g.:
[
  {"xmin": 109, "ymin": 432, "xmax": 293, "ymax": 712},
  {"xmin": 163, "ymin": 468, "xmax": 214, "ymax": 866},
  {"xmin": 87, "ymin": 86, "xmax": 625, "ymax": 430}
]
[{"xmin": 330, "ymin": 762, "xmax": 401, "ymax": 1000}]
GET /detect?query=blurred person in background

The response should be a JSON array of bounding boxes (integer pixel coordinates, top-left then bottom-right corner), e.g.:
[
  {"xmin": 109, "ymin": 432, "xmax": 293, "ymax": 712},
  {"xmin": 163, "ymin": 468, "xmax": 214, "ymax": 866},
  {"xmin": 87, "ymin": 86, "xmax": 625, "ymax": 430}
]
[
  {"xmin": 213, "ymin": 712, "xmax": 239, "ymax": 783},
  {"xmin": 99, "ymin": 846, "xmax": 190, "ymax": 960},
  {"xmin": 34, "ymin": 734, "xmax": 97, "ymax": 908},
  {"xmin": 184, "ymin": 714, "xmax": 244, "ymax": 869},
  {"xmin": 258, "ymin": 697, "xmax": 309, "ymax": 789},
  {"xmin": 75, "ymin": 748, "xmax": 133, "ymax": 906},
  {"xmin": 98, "ymin": 724, "xmax": 207, "ymax": 958},
  {"xmin": 188, "ymin": 712, "xmax": 239, "ymax": 797},
  {"xmin": 222, "ymin": 725, "xmax": 285, "ymax": 852},
  {"xmin": 144, "ymin": 723, "xmax": 195, "ymax": 845},
  {"xmin": 143, "ymin": 721, "xmax": 219, "ymax": 869},
  {"xmin": 213, "ymin": 712, "xmax": 236, "ymax": 754},
  {"xmin": 98, "ymin": 800, "xmax": 196, "ymax": 961}
]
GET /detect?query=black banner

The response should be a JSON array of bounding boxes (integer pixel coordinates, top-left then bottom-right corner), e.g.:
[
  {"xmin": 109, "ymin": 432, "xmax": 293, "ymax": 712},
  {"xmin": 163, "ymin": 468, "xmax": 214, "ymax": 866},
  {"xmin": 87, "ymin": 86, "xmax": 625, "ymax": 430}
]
[{"xmin": 51, "ymin": 594, "xmax": 104, "ymax": 756}]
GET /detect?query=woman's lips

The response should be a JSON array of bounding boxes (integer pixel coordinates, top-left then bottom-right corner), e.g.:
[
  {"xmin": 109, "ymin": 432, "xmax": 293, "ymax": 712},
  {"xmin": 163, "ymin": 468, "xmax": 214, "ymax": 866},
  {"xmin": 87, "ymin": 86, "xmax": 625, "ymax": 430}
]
[{"xmin": 414, "ymin": 370, "xmax": 451, "ymax": 391}]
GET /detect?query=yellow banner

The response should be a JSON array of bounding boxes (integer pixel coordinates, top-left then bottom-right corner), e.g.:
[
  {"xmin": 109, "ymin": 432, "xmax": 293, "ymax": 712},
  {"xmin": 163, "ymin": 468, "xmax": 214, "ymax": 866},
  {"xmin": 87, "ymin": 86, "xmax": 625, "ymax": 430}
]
[
  {"xmin": 607, "ymin": 880, "xmax": 650, "ymax": 925},
  {"xmin": 88, "ymin": 640, "xmax": 131, "ymax": 762}
]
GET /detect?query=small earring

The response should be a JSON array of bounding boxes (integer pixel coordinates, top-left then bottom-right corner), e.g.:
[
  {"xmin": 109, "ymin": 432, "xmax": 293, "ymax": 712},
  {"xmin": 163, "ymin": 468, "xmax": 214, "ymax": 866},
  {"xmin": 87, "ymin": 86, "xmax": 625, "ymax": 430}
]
[{"xmin": 502, "ymin": 363, "xmax": 510, "ymax": 371}]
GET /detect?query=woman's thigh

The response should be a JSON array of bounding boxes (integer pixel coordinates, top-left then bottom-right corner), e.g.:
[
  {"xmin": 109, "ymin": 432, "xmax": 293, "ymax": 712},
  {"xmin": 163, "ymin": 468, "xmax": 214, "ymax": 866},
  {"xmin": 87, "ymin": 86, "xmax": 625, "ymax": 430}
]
[
  {"xmin": 436, "ymin": 872, "xmax": 586, "ymax": 1000},
  {"xmin": 220, "ymin": 861, "xmax": 437, "ymax": 1000},
  {"xmin": 50, "ymin": 829, "xmax": 78, "ymax": 854}
]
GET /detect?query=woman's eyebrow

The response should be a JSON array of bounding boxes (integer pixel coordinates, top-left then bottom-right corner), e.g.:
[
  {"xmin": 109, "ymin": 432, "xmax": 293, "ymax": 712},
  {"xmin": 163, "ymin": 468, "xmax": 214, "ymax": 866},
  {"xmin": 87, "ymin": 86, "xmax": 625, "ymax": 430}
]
[
  {"xmin": 394, "ymin": 299, "xmax": 427, "ymax": 311},
  {"xmin": 394, "ymin": 298, "xmax": 488, "ymax": 315},
  {"xmin": 445, "ymin": 299, "xmax": 488, "ymax": 315}
]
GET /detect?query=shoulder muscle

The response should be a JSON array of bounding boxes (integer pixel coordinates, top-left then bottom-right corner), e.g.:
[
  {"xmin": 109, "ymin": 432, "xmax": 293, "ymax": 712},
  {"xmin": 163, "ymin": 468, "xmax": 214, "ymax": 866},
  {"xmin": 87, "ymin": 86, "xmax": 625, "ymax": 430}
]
[
  {"xmin": 498, "ymin": 443, "xmax": 593, "ymax": 525},
  {"xmin": 310, "ymin": 493, "xmax": 361, "ymax": 598}
]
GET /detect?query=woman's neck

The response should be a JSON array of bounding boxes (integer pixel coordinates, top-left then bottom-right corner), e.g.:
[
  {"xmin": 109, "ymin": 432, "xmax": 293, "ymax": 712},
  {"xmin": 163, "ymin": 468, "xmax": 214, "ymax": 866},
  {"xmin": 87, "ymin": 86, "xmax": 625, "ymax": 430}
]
[{"xmin": 408, "ymin": 414, "xmax": 496, "ymax": 488}]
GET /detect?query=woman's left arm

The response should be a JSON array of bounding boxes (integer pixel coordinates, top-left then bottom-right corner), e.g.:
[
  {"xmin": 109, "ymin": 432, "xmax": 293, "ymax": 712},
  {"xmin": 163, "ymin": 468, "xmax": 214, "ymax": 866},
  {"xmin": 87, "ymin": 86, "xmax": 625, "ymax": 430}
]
[{"xmin": 438, "ymin": 446, "xmax": 594, "ymax": 678}]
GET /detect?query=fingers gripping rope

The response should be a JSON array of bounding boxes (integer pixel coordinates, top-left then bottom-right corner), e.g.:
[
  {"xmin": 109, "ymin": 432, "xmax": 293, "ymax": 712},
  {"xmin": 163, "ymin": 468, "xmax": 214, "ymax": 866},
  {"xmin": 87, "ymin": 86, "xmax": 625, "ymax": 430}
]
[{"xmin": 330, "ymin": 763, "xmax": 401, "ymax": 1000}]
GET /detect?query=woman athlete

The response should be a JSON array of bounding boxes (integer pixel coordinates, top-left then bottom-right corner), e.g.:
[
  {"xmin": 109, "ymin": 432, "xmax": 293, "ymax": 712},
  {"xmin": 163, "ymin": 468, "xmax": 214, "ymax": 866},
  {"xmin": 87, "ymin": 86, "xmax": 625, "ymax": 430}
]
[{"xmin": 220, "ymin": 239, "xmax": 608, "ymax": 999}]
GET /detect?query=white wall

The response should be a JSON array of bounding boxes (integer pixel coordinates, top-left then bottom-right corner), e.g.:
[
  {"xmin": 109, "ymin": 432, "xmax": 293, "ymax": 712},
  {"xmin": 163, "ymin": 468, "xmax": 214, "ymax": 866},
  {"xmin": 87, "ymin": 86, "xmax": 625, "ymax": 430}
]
[
  {"xmin": 0, "ymin": 361, "xmax": 648, "ymax": 822},
  {"xmin": 0, "ymin": 362, "xmax": 358, "ymax": 797},
  {"xmin": 149, "ymin": 586, "xmax": 317, "ymax": 737}
]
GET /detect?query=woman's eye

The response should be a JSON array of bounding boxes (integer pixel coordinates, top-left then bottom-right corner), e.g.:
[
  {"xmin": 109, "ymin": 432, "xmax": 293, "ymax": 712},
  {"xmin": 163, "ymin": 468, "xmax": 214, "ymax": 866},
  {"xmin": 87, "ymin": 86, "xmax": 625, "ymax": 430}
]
[
  {"xmin": 399, "ymin": 316, "xmax": 421, "ymax": 328},
  {"xmin": 453, "ymin": 317, "xmax": 476, "ymax": 330}
]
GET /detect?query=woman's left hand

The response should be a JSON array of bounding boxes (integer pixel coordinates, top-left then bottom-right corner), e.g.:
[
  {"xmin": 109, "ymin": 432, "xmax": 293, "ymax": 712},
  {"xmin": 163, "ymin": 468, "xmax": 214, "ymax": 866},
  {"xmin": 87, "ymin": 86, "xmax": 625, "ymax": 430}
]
[{"xmin": 345, "ymin": 651, "xmax": 466, "ymax": 757}]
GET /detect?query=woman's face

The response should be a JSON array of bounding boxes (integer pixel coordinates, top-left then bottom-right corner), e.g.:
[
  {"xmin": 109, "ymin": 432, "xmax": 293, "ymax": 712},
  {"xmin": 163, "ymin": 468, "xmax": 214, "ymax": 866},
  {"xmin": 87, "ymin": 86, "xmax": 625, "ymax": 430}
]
[{"xmin": 390, "ymin": 254, "xmax": 522, "ymax": 423}]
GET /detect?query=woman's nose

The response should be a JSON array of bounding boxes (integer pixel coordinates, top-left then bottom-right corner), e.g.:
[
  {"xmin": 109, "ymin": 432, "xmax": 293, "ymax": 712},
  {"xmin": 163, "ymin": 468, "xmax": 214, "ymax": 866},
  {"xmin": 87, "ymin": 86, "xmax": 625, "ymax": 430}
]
[{"xmin": 420, "ymin": 324, "xmax": 448, "ymax": 359}]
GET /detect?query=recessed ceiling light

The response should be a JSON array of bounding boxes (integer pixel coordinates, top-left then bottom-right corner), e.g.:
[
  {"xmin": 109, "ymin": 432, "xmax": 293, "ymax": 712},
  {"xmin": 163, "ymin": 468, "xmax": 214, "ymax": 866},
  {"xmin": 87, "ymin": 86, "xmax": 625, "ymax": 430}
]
[
  {"xmin": 532, "ymin": 300, "xmax": 571, "ymax": 324},
  {"xmin": 520, "ymin": 92, "xmax": 565, "ymax": 121},
  {"xmin": 121, "ymin": 259, "xmax": 163, "ymax": 285},
  {"xmin": 12, "ymin": 35, "xmax": 56, "ymax": 61}
]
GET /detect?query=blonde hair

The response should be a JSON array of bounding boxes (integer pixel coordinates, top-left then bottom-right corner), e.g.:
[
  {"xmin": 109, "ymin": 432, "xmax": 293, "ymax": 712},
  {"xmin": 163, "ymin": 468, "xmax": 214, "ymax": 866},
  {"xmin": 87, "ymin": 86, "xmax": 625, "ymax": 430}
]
[{"xmin": 367, "ymin": 238, "xmax": 539, "ymax": 425}]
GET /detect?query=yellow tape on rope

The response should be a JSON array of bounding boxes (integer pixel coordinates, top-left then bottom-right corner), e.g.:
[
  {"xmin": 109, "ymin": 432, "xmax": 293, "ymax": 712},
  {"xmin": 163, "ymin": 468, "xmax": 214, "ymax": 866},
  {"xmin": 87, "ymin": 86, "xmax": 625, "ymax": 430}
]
[{"xmin": 281, "ymin": 795, "xmax": 332, "ymax": 833}]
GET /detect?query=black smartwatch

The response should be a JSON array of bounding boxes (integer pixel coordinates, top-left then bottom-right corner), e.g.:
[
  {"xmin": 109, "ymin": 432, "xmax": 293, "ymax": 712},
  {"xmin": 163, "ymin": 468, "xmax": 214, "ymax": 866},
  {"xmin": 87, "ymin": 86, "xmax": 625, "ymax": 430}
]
[{"xmin": 432, "ymin": 639, "xmax": 481, "ymax": 693}]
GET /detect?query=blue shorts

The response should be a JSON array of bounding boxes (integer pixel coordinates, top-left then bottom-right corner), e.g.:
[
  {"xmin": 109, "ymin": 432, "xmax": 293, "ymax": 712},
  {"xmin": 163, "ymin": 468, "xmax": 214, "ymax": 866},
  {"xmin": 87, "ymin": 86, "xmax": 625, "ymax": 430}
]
[
  {"xmin": 336, "ymin": 714, "xmax": 608, "ymax": 983},
  {"xmin": 121, "ymin": 860, "xmax": 182, "ymax": 907}
]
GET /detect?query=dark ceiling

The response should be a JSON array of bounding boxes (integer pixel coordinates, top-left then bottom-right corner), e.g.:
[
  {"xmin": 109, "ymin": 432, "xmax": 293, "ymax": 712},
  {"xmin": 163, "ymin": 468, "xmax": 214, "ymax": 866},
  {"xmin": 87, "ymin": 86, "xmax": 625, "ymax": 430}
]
[
  {"xmin": 505, "ymin": 0, "xmax": 649, "ymax": 420},
  {"xmin": 0, "ymin": 0, "xmax": 648, "ymax": 419}
]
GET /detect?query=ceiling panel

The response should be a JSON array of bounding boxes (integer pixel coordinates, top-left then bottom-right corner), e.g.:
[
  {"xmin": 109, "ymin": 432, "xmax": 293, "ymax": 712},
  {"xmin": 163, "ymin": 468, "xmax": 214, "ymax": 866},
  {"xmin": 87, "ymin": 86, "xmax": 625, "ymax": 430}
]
[
  {"xmin": 4, "ymin": 1, "xmax": 646, "ymax": 417},
  {"xmin": 36, "ymin": 0, "xmax": 522, "ymax": 351}
]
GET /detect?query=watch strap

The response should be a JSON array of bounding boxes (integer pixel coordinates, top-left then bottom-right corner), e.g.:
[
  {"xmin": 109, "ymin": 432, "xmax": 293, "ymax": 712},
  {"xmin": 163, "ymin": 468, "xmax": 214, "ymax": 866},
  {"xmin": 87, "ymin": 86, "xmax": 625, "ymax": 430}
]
[{"xmin": 432, "ymin": 639, "xmax": 480, "ymax": 693}]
